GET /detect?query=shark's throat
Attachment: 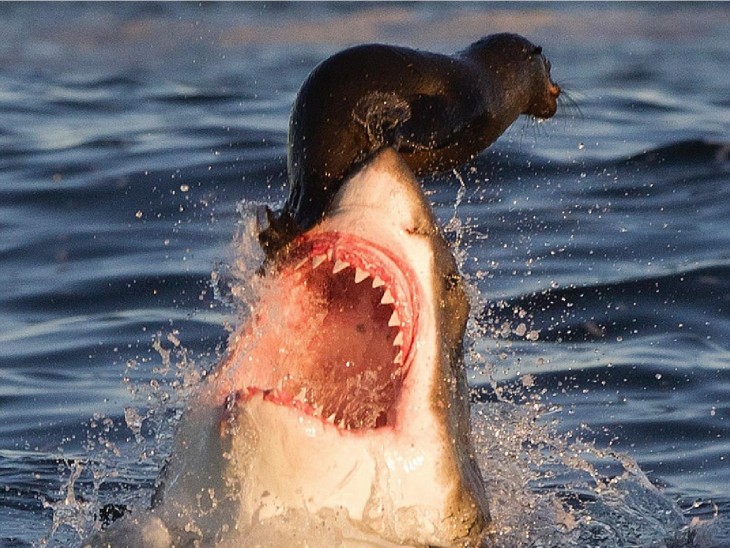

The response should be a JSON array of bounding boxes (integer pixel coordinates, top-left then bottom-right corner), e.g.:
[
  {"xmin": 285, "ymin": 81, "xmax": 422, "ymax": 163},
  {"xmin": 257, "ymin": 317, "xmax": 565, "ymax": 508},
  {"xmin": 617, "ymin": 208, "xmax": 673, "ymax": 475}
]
[{"xmin": 237, "ymin": 231, "xmax": 418, "ymax": 431}]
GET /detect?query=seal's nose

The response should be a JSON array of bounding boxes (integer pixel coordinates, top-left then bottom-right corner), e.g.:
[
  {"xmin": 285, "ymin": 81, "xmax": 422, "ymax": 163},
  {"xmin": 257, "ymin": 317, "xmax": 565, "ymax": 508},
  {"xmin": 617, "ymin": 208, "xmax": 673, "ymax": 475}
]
[{"xmin": 549, "ymin": 82, "xmax": 561, "ymax": 98}]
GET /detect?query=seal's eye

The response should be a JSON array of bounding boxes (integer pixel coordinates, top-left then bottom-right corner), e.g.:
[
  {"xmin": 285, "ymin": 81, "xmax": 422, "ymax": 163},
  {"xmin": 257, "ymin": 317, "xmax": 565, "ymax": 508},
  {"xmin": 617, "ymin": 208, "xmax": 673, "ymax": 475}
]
[{"xmin": 533, "ymin": 46, "xmax": 543, "ymax": 56}]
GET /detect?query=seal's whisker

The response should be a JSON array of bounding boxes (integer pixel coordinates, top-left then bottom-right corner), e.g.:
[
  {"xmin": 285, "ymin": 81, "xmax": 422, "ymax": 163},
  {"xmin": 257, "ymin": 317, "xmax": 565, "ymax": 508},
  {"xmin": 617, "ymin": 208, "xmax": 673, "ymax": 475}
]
[
  {"xmin": 557, "ymin": 88, "xmax": 584, "ymax": 119},
  {"xmin": 516, "ymin": 116, "xmax": 551, "ymax": 150},
  {"xmin": 529, "ymin": 117, "xmax": 543, "ymax": 140},
  {"xmin": 558, "ymin": 83, "xmax": 584, "ymax": 118}
]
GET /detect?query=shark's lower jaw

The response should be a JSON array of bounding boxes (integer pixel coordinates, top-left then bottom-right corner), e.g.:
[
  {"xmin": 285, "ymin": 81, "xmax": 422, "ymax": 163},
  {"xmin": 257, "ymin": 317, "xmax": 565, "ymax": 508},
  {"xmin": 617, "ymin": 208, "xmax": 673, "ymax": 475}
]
[{"xmin": 237, "ymin": 231, "xmax": 418, "ymax": 431}]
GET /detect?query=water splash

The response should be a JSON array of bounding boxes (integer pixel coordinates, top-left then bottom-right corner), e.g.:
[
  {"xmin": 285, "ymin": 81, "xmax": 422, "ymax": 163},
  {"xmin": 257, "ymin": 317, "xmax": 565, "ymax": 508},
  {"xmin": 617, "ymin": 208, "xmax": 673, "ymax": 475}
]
[
  {"xmin": 469, "ymin": 400, "xmax": 700, "ymax": 547},
  {"xmin": 436, "ymin": 169, "xmax": 703, "ymax": 546},
  {"xmin": 41, "ymin": 326, "xmax": 210, "ymax": 545},
  {"xmin": 42, "ymin": 460, "xmax": 93, "ymax": 542},
  {"xmin": 42, "ymin": 204, "xmax": 266, "ymax": 545}
]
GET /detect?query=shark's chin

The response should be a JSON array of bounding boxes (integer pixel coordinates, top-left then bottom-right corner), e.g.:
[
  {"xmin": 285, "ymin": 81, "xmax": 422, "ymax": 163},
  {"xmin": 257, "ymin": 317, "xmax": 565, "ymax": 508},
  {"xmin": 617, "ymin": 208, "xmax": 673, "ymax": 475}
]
[{"xmin": 237, "ymin": 231, "xmax": 418, "ymax": 431}]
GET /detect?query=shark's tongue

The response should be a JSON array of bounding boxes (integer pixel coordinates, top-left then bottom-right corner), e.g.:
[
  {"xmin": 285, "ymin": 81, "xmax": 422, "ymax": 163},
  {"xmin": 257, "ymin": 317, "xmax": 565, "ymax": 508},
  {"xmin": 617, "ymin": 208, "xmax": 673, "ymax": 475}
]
[{"xmin": 237, "ymin": 232, "xmax": 416, "ymax": 430}]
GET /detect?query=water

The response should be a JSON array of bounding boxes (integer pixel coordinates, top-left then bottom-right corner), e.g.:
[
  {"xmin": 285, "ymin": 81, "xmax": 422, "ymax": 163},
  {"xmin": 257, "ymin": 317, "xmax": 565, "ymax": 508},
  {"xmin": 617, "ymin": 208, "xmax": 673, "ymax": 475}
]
[{"xmin": 0, "ymin": 3, "xmax": 728, "ymax": 546}]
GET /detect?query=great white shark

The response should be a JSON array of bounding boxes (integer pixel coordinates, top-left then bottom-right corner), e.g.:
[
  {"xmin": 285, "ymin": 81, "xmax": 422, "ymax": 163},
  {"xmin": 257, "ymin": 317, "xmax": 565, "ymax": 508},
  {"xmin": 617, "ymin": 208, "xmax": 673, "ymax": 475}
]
[{"xmin": 90, "ymin": 148, "xmax": 490, "ymax": 547}]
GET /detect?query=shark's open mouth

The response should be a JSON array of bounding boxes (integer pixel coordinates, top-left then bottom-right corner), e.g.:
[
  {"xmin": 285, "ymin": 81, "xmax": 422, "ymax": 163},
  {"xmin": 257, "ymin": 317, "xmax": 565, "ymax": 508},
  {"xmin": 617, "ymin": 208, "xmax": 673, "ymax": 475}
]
[{"xmin": 237, "ymin": 231, "xmax": 418, "ymax": 431}]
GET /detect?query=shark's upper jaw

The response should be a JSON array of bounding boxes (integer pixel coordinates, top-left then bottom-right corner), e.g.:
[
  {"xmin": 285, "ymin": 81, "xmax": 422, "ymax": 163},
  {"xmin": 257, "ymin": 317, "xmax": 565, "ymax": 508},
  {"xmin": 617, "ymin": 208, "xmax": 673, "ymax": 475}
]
[{"xmin": 235, "ymin": 229, "xmax": 418, "ymax": 431}]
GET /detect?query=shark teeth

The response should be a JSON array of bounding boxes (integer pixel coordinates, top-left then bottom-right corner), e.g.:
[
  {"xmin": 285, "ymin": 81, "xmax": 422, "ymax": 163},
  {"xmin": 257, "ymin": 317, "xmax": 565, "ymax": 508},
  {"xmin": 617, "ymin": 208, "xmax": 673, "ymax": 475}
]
[
  {"xmin": 354, "ymin": 267, "xmax": 369, "ymax": 283},
  {"xmin": 293, "ymin": 257, "xmax": 309, "ymax": 271},
  {"xmin": 388, "ymin": 310, "xmax": 400, "ymax": 327},
  {"xmin": 394, "ymin": 350, "xmax": 403, "ymax": 365},
  {"xmin": 381, "ymin": 289, "xmax": 395, "ymax": 305},
  {"xmin": 332, "ymin": 259, "xmax": 349, "ymax": 273},
  {"xmin": 393, "ymin": 331, "xmax": 403, "ymax": 346},
  {"xmin": 293, "ymin": 387, "xmax": 308, "ymax": 403},
  {"xmin": 372, "ymin": 276, "xmax": 385, "ymax": 288},
  {"xmin": 312, "ymin": 254, "xmax": 327, "ymax": 269}
]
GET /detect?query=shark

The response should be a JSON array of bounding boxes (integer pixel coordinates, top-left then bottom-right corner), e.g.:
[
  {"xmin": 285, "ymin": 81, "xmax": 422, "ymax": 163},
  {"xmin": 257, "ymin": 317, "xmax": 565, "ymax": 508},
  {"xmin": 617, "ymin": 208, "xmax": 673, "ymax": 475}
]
[{"xmin": 90, "ymin": 148, "xmax": 490, "ymax": 547}]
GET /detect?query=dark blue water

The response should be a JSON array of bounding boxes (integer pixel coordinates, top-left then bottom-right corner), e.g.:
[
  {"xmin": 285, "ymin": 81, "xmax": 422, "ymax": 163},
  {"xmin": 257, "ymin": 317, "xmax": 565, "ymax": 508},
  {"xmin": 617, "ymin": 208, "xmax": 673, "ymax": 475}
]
[{"xmin": 1, "ymin": 3, "xmax": 728, "ymax": 546}]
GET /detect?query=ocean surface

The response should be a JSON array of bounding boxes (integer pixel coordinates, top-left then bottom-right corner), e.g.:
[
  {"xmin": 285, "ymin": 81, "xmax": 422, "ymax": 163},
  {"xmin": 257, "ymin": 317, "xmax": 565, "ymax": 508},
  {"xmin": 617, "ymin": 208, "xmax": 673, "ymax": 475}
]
[{"xmin": 0, "ymin": 3, "xmax": 728, "ymax": 546}]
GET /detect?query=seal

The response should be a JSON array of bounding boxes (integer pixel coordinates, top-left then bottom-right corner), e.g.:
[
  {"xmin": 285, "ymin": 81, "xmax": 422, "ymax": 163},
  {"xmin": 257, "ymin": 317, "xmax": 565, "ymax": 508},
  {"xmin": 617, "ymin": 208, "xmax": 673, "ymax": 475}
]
[{"xmin": 260, "ymin": 32, "xmax": 560, "ymax": 253}]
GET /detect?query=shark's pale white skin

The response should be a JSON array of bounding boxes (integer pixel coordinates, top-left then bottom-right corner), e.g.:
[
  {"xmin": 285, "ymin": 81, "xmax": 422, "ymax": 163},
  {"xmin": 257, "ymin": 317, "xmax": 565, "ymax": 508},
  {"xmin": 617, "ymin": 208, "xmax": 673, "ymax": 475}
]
[{"xmin": 90, "ymin": 149, "xmax": 489, "ymax": 547}]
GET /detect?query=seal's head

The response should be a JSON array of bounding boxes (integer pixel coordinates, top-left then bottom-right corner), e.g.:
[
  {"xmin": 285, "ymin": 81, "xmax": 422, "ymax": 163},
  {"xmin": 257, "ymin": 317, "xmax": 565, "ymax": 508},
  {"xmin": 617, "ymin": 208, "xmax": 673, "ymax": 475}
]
[
  {"xmin": 463, "ymin": 33, "xmax": 561, "ymax": 119},
  {"xmin": 523, "ymin": 43, "xmax": 561, "ymax": 118}
]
